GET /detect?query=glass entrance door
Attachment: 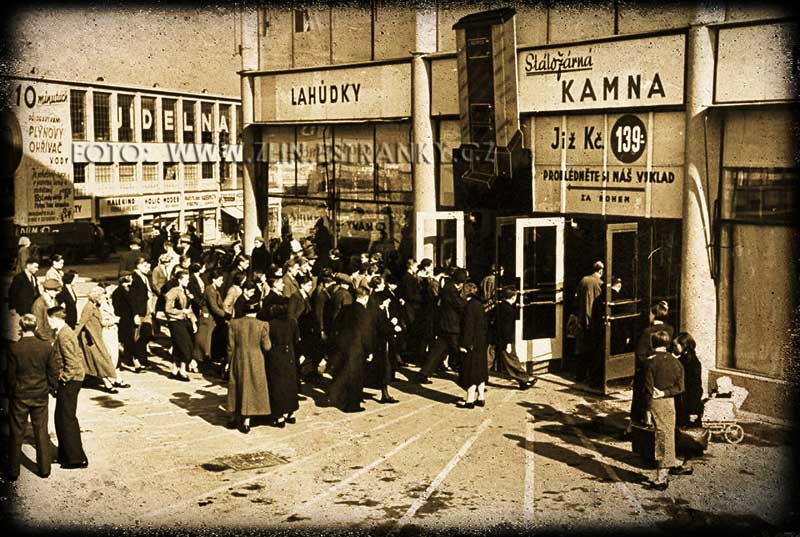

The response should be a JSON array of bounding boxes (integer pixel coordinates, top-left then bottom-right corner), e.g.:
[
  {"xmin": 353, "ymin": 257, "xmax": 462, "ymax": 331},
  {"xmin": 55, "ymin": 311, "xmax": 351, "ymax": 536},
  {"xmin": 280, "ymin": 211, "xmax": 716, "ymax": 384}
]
[
  {"xmin": 415, "ymin": 211, "xmax": 465, "ymax": 268},
  {"xmin": 602, "ymin": 222, "xmax": 641, "ymax": 393},
  {"xmin": 497, "ymin": 217, "xmax": 565, "ymax": 366}
]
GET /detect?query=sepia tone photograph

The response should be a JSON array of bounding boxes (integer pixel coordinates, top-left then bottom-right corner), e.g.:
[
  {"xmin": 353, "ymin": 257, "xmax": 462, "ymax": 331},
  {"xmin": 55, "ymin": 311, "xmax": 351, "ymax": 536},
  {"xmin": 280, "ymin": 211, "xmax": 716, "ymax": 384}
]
[{"xmin": 0, "ymin": 1, "xmax": 797, "ymax": 536}]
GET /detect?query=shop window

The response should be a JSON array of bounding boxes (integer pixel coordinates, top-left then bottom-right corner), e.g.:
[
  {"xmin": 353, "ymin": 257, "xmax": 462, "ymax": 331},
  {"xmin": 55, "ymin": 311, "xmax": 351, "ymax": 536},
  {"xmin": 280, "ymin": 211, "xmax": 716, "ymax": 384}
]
[
  {"xmin": 721, "ymin": 167, "xmax": 796, "ymax": 225},
  {"xmin": 265, "ymin": 125, "xmax": 295, "ymax": 196},
  {"xmin": 93, "ymin": 92, "xmax": 110, "ymax": 141},
  {"xmin": 376, "ymin": 123, "xmax": 413, "ymax": 204},
  {"xmin": 70, "ymin": 90, "xmax": 86, "ymax": 140},
  {"xmin": 336, "ymin": 200, "xmax": 411, "ymax": 261},
  {"xmin": 73, "ymin": 163, "xmax": 87, "ymax": 197},
  {"xmin": 296, "ymin": 125, "xmax": 331, "ymax": 198},
  {"xmin": 162, "ymin": 98, "xmax": 177, "ymax": 143},
  {"xmin": 201, "ymin": 102, "xmax": 214, "ymax": 144},
  {"xmin": 117, "ymin": 94, "xmax": 135, "ymax": 142},
  {"xmin": 183, "ymin": 100, "xmax": 196, "ymax": 143},
  {"xmin": 221, "ymin": 162, "xmax": 234, "ymax": 190},
  {"xmin": 141, "ymin": 97, "xmax": 156, "ymax": 142},
  {"xmin": 334, "ymin": 124, "xmax": 374, "ymax": 201}
]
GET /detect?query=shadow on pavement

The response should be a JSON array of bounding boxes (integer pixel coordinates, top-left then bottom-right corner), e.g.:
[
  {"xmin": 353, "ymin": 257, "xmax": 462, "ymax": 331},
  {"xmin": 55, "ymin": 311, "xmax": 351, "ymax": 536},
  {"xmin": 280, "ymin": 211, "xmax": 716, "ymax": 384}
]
[{"xmin": 168, "ymin": 389, "xmax": 229, "ymax": 428}]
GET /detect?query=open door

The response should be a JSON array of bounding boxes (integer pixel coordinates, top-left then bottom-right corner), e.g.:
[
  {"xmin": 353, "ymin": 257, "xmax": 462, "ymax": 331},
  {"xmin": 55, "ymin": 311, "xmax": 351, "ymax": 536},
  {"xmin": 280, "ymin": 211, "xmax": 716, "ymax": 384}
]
[
  {"xmin": 602, "ymin": 222, "xmax": 641, "ymax": 393},
  {"xmin": 415, "ymin": 211, "xmax": 465, "ymax": 268},
  {"xmin": 496, "ymin": 217, "xmax": 565, "ymax": 371}
]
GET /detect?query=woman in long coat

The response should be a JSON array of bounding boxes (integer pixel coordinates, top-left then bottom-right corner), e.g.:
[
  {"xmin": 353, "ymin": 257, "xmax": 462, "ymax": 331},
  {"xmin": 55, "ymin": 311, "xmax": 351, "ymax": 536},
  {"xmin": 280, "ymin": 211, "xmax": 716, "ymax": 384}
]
[
  {"xmin": 265, "ymin": 303, "xmax": 300, "ymax": 427},
  {"xmin": 457, "ymin": 282, "xmax": 489, "ymax": 408},
  {"xmin": 77, "ymin": 287, "xmax": 125, "ymax": 393},
  {"xmin": 226, "ymin": 302, "xmax": 272, "ymax": 433},
  {"xmin": 328, "ymin": 288, "xmax": 373, "ymax": 413},
  {"xmin": 364, "ymin": 290, "xmax": 400, "ymax": 404}
]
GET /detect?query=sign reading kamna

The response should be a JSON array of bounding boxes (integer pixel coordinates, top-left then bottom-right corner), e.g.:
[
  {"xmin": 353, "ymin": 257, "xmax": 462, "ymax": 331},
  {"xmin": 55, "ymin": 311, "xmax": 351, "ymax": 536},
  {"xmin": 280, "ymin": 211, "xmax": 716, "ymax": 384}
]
[
  {"xmin": 532, "ymin": 111, "xmax": 684, "ymax": 218},
  {"xmin": 518, "ymin": 33, "xmax": 686, "ymax": 113}
]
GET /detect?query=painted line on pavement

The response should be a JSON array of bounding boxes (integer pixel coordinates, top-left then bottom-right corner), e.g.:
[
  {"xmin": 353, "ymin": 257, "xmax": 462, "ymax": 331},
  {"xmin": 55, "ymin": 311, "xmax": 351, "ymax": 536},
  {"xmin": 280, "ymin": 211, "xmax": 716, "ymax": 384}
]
[
  {"xmin": 139, "ymin": 401, "xmax": 438, "ymax": 520},
  {"xmin": 396, "ymin": 417, "xmax": 493, "ymax": 527},
  {"xmin": 523, "ymin": 418, "xmax": 536, "ymax": 523},
  {"xmin": 288, "ymin": 417, "xmax": 449, "ymax": 518}
]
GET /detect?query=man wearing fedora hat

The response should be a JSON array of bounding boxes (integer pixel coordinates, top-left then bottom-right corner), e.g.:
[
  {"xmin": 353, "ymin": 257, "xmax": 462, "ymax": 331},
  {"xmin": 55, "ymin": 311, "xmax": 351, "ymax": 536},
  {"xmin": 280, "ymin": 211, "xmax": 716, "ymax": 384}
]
[{"xmin": 32, "ymin": 278, "xmax": 62, "ymax": 342}]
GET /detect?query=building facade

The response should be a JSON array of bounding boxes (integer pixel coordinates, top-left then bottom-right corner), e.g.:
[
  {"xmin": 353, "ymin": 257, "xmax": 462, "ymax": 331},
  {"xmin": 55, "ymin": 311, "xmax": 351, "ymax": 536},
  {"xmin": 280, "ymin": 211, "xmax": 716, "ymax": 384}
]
[
  {"xmin": 238, "ymin": 3, "xmax": 797, "ymax": 418},
  {"xmin": 4, "ymin": 76, "xmax": 245, "ymax": 247}
]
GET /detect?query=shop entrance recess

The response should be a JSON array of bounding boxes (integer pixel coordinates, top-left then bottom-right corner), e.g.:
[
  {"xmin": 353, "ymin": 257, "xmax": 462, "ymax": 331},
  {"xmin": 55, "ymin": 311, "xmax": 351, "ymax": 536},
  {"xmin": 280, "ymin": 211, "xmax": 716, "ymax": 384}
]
[
  {"xmin": 496, "ymin": 217, "xmax": 564, "ymax": 373},
  {"xmin": 602, "ymin": 223, "xmax": 641, "ymax": 394},
  {"xmin": 415, "ymin": 211, "xmax": 465, "ymax": 268}
]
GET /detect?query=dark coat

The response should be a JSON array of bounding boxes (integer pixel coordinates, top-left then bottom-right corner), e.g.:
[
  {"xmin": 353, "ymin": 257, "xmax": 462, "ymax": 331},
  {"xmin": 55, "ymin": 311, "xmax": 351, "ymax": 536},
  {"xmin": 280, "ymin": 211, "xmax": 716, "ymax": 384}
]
[
  {"xmin": 631, "ymin": 322, "xmax": 675, "ymax": 423},
  {"xmin": 459, "ymin": 297, "xmax": 489, "ymax": 389},
  {"xmin": 31, "ymin": 296, "xmax": 56, "ymax": 342},
  {"xmin": 676, "ymin": 349, "xmax": 703, "ymax": 426},
  {"xmin": 6, "ymin": 335, "xmax": 59, "ymax": 400},
  {"xmin": 251, "ymin": 245, "xmax": 271, "ymax": 275},
  {"xmin": 328, "ymin": 302, "xmax": 372, "ymax": 411},
  {"xmin": 496, "ymin": 300, "xmax": 517, "ymax": 347},
  {"xmin": 327, "ymin": 286, "xmax": 353, "ymax": 338},
  {"xmin": 257, "ymin": 291, "xmax": 288, "ymax": 322},
  {"xmin": 265, "ymin": 316, "xmax": 300, "ymax": 416},
  {"xmin": 129, "ymin": 271, "xmax": 152, "ymax": 318},
  {"xmin": 8, "ymin": 271, "xmax": 40, "ymax": 315},
  {"xmin": 312, "ymin": 286, "xmax": 332, "ymax": 337},
  {"xmin": 227, "ymin": 316, "xmax": 272, "ymax": 417},
  {"xmin": 118, "ymin": 248, "xmax": 143, "ymax": 276},
  {"xmin": 111, "ymin": 286, "xmax": 136, "ymax": 358},
  {"xmin": 56, "ymin": 286, "xmax": 78, "ymax": 329},
  {"xmin": 203, "ymin": 284, "xmax": 227, "ymax": 322},
  {"xmin": 437, "ymin": 280, "xmax": 466, "ymax": 334}
]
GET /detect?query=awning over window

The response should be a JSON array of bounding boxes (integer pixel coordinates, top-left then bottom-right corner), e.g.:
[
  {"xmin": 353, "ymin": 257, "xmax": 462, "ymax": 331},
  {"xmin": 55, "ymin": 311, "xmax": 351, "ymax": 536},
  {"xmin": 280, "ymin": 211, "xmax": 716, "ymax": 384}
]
[{"xmin": 221, "ymin": 206, "xmax": 243, "ymax": 220}]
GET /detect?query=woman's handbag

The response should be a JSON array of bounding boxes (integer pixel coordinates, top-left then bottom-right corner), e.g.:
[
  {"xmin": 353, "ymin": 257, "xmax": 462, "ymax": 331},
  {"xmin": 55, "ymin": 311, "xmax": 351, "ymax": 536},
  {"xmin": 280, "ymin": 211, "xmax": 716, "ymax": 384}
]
[
  {"xmin": 631, "ymin": 421, "xmax": 656, "ymax": 465},
  {"xmin": 676, "ymin": 426, "xmax": 710, "ymax": 456}
]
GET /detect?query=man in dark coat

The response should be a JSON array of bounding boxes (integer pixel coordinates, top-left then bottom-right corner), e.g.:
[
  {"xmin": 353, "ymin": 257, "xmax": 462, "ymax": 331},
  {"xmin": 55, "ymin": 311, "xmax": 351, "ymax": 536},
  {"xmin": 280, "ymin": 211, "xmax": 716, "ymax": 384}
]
[
  {"xmin": 328, "ymin": 287, "xmax": 373, "ymax": 413},
  {"xmin": 258, "ymin": 274, "xmax": 288, "ymax": 322},
  {"xmin": 574, "ymin": 261, "xmax": 604, "ymax": 382},
  {"xmin": 129, "ymin": 257, "xmax": 154, "ymax": 370},
  {"xmin": 55, "ymin": 271, "xmax": 79, "ymax": 329},
  {"xmin": 111, "ymin": 273, "xmax": 137, "ymax": 367},
  {"xmin": 457, "ymin": 282, "xmax": 489, "ymax": 407},
  {"xmin": 416, "ymin": 268, "xmax": 468, "ymax": 383},
  {"xmin": 8, "ymin": 258, "xmax": 41, "ymax": 316},
  {"xmin": 250, "ymin": 236, "xmax": 271, "ymax": 276},
  {"xmin": 149, "ymin": 227, "xmax": 167, "ymax": 266},
  {"xmin": 496, "ymin": 286, "xmax": 537, "ymax": 389},
  {"xmin": 118, "ymin": 237, "xmax": 143, "ymax": 277},
  {"xmin": 327, "ymin": 273, "xmax": 354, "ymax": 338},
  {"xmin": 5, "ymin": 314, "xmax": 59, "ymax": 480}
]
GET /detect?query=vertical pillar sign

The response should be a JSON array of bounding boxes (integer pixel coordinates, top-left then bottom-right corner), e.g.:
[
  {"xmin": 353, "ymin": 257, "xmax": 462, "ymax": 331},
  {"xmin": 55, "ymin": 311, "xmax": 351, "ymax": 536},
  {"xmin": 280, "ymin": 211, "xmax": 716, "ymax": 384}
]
[{"xmin": 6, "ymin": 81, "xmax": 74, "ymax": 225}]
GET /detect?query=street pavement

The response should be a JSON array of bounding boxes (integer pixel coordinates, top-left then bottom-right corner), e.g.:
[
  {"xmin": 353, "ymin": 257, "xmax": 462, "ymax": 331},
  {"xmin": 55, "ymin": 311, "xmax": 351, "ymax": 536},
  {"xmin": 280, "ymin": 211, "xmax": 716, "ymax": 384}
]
[
  {"xmin": 2, "ymin": 257, "xmax": 797, "ymax": 535},
  {"xmin": 2, "ymin": 343, "xmax": 796, "ymax": 535}
]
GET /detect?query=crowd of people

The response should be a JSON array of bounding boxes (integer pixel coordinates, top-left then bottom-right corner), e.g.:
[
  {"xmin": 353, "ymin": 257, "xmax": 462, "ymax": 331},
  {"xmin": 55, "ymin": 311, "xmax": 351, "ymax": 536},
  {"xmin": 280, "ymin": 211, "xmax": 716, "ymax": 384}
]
[{"xmin": 3, "ymin": 225, "xmax": 706, "ymax": 491}]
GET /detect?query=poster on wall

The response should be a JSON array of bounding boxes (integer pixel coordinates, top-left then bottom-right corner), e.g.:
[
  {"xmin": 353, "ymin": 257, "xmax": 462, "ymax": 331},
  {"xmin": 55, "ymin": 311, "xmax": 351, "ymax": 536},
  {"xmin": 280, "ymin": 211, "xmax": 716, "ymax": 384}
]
[
  {"xmin": 5, "ymin": 80, "xmax": 74, "ymax": 225},
  {"xmin": 532, "ymin": 111, "xmax": 684, "ymax": 218}
]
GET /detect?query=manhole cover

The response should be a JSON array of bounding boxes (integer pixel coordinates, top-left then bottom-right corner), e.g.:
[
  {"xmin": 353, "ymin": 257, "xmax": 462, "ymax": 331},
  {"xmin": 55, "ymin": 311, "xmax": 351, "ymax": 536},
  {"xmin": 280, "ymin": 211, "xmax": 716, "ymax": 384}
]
[{"xmin": 201, "ymin": 450, "xmax": 289, "ymax": 472}]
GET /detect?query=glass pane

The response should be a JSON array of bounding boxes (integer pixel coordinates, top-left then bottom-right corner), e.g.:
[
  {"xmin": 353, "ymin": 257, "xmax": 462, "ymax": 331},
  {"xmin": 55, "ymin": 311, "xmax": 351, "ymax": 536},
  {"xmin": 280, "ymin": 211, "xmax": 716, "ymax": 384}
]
[
  {"xmin": 334, "ymin": 124, "xmax": 373, "ymax": 201},
  {"xmin": 438, "ymin": 120, "xmax": 460, "ymax": 207},
  {"xmin": 264, "ymin": 126, "xmax": 295, "ymax": 196},
  {"xmin": 279, "ymin": 197, "xmax": 330, "ymax": 243},
  {"xmin": 162, "ymin": 98, "xmax": 176, "ymax": 143},
  {"xmin": 608, "ymin": 229, "xmax": 638, "ymax": 358},
  {"xmin": 70, "ymin": 90, "xmax": 85, "ymax": 140},
  {"xmin": 182, "ymin": 100, "xmax": 196, "ymax": 143},
  {"xmin": 218, "ymin": 105, "xmax": 231, "ymax": 146},
  {"xmin": 201, "ymin": 102, "xmax": 214, "ymax": 144},
  {"xmin": 117, "ymin": 94, "xmax": 134, "ymax": 142},
  {"xmin": 141, "ymin": 97, "xmax": 156, "ymax": 142},
  {"xmin": 610, "ymin": 231, "xmax": 637, "ymax": 301},
  {"xmin": 609, "ymin": 316, "xmax": 636, "ymax": 355},
  {"xmin": 295, "ymin": 125, "xmax": 330, "ymax": 198},
  {"xmin": 337, "ymin": 201, "xmax": 410, "ymax": 261},
  {"xmin": 93, "ymin": 93, "xmax": 110, "ymax": 141},
  {"xmin": 497, "ymin": 223, "xmax": 516, "ymax": 289},
  {"xmin": 522, "ymin": 226, "xmax": 556, "ymax": 340},
  {"xmin": 376, "ymin": 123, "xmax": 412, "ymax": 204}
]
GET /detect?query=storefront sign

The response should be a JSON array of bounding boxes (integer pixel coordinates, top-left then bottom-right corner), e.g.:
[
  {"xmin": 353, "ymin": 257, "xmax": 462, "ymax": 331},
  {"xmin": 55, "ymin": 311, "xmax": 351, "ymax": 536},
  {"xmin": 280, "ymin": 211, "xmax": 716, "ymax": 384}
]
[
  {"xmin": 518, "ymin": 33, "xmax": 686, "ymax": 113},
  {"xmin": 184, "ymin": 191, "xmax": 219, "ymax": 210},
  {"xmin": 6, "ymin": 80, "xmax": 74, "ymax": 225},
  {"xmin": 532, "ymin": 111, "xmax": 684, "ymax": 218},
  {"xmin": 73, "ymin": 198, "xmax": 93, "ymax": 220},
  {"xmin": 715, "ymin": 22, "xmax": 798, "ymax": 104},
  {"xmin": 220, "ymin": 190, "xmax": 243, "ymax": 206},
  {"xmin": 99, "ymin": 196, "xmax": 141, "ymax": 217},
  {"xmin": 143, "ymin": 193, "xmax": 181, "ymax": 213},
  {"xmin": 256, "ymin": 62, "xmax": 412, "ymax": 122}
]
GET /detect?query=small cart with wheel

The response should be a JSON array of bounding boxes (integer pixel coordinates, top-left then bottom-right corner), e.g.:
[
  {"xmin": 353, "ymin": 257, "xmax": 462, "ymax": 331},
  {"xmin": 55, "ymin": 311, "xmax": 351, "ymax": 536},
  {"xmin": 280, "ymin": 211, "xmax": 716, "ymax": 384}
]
[{"xmin": 701, "ymin": 376, "xmax": 748, "ymax": 444}]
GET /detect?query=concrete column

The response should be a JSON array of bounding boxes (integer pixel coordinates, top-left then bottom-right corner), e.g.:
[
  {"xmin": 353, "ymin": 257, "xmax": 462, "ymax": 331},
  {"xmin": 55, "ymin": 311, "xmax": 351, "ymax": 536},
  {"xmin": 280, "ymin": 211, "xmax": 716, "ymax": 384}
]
[
  {"xmin": 682, "ymin": 10, "xmax": 723, "ymax": 396},
  {"xmin": 412, "ymin": 8, "xmax": 438, "ymax": 238},
  {"xmin": 241, "ymin": 6, "xmax": 260, "ymax": 249}
]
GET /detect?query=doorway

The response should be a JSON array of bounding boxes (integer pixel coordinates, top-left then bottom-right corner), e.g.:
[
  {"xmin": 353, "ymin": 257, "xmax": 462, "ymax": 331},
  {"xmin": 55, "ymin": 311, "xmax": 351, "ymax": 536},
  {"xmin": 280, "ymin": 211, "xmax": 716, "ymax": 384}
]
[{"xmin": 416, "ymin": 211, "xmax": 465, "ymax": 268}]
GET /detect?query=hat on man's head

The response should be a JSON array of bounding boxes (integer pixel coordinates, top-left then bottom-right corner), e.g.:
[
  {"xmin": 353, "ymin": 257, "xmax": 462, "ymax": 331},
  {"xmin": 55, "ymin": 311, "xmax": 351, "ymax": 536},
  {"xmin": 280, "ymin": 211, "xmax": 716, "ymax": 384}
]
[
  {"xmin": 130, "ymin": 237, "xmax": 142, "ymax": 246},
  {"xmin": 159, "ymin": 254, "xmax": 172, "ymax": 264},
  {"xmin": 452, "ymin": 268, "xmax": 468, "ymax": 284},
  {"xmin": 42, "ymin": 279, "xmax": 62, "ymax": 291},
  {"xmin": 254, "ymin": 236, "xmax": 264, "ymax": 244},
  {"xmin": 179, "ymin": 233, "xmax": 191, "ymax": 242}
]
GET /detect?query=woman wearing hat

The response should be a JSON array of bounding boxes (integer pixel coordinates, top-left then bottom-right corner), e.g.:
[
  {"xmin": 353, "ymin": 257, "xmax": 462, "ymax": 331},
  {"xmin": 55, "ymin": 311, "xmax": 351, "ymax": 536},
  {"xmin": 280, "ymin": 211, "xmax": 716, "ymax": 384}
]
[
  {"xmin": 77, "ymin": 287, "xmax": 127, "ymax": 393},
  {"xmin": 457, "ymin": 282, "xmax": 489, "ymax": 408},
  {"xmin": 14, "ymin": 236, "xmax": 32, "ymax": 275},
  {"xmin": 226, "ymin": 300, "xmax": 272, "ymax": 433},
  {"xmin": 99, "ymin": 283, "xmax": 122, "ymax": 371},
  {"xmin": 45, "ymin": 254, "xmax": 65, "ymax": 284}
]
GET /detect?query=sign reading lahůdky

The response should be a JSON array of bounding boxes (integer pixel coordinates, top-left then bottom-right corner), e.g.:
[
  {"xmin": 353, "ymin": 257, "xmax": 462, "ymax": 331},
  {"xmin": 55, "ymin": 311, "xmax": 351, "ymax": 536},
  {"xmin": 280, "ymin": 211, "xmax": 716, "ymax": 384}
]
[{"xmin": 518, "ymin": 33, "xmax": 686, "ymax": 113}]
